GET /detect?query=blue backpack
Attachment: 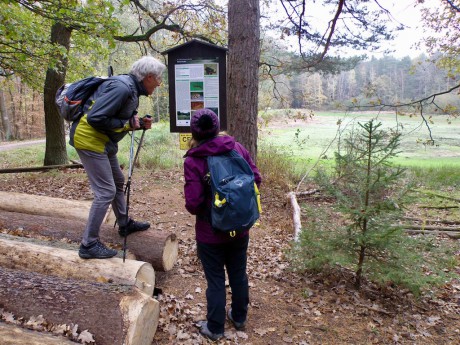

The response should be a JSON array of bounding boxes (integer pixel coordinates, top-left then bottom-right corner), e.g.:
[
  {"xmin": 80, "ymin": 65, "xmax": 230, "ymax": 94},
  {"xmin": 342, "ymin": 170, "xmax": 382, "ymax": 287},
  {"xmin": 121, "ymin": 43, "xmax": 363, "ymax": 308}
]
[
  {"xmin": 55, "ymin": 76, "xmax": 111, "ymax": 122},
  {"xmin": 207, "ymin": 150, "xmax": 261, "ymax": 237}
]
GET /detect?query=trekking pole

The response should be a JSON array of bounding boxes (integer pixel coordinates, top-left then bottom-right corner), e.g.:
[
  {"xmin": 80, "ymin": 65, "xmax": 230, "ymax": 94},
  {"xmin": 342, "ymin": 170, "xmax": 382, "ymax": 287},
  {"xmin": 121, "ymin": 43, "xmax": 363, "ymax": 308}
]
[
  {"xmin": 123, "ymin": 130, "xmax": 136, "ymax": 263},
  {"xmin": 122, "ymin": 115, "xmax": 151, "ymax": 262},
  {"xmin": 133, "ymin": 115, "xmax": 151, "ymax": 166}
]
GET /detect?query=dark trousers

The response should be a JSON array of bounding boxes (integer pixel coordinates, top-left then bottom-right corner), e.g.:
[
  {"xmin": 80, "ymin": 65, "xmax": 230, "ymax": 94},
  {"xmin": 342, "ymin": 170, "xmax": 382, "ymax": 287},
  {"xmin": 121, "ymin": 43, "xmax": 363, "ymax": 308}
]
[{"xmin": 197, "ymin": 236, "xmax": 250, "ymax": 334}]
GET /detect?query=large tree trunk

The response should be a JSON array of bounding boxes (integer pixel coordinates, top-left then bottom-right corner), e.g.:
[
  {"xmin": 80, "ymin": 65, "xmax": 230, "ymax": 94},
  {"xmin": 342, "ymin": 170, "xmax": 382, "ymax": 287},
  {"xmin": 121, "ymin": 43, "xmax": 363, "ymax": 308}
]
[
  {"xmin": 0, "ymin": 210, "xmax": 178, "ymax": 272},
  {"xmin": 227, "ymin": 0, "xmax": 260, "ymax": 161},
  {"xmin": 0, "ymin": 266, "xmax": 159, "ymax": 345},
  {"xmin": 0, "ymin": 237, "xmax": 155, "ymax": 296},
  {"xmin": 43, "ymin": 22, "xmax": 71, "ymax": 166}
]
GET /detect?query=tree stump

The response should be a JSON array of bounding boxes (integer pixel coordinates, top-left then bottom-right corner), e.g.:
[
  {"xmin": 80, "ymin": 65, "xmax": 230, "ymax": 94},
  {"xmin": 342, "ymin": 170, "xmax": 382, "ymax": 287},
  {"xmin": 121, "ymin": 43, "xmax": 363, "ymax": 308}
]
[
  {"xmin": 0, "ymin": 237, "xmax": 155, "ymax": 296},
  {"xmin": 0, "ymin": 266, "xmax": 160, "ymax": 345}
]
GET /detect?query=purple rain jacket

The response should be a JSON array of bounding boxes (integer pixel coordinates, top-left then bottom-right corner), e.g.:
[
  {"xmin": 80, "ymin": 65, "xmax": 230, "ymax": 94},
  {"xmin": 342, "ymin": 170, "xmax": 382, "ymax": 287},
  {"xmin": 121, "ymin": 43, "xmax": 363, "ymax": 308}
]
[{"xmin": 183, "ymin": 135, "xmax": 262, "ymax": 244}]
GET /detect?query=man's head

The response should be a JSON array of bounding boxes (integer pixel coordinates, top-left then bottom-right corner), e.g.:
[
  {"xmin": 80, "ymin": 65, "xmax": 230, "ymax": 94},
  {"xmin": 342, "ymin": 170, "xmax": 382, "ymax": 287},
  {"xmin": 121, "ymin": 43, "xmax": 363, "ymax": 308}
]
[
  {"xmin": 130, "ymin": 56, "xmax": 166, "ymax": 95},
  {"xmin": 190, "ymin": 109, "xmax": 220, "ymax": 141}
]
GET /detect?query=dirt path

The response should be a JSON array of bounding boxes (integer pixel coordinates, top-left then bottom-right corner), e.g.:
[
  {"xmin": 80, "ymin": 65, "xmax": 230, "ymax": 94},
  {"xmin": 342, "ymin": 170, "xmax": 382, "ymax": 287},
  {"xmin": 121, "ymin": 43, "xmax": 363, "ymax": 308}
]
[
  {"xmin": 0, "ymin": 168, "xmax": 459, "ymax": 344},
  {"xmin": 0, "ymin": 139, "xmax": 45, "ymax": 151}
]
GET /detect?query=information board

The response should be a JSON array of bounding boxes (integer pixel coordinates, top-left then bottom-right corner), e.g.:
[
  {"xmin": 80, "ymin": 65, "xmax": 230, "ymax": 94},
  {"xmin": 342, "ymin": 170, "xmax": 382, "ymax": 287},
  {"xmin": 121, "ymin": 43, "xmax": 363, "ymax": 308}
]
[{"xmin": 174, "ymin": 58, "xmax": 220, "ymax": 128}]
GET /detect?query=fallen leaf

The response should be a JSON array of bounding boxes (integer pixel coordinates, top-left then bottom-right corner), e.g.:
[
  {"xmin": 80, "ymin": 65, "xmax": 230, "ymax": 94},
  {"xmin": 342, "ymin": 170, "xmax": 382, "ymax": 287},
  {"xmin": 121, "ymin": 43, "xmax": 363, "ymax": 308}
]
[
  {"xmin": 236, "ymin": 331, "xmax": 248, "ymax": 339},
  {"xmin": 77, "ymin": 330, "xmax": 95, "ymax": 344},
  {"xmin": 177, "ymin": 330, "xmax": 190, "ymax": 340}
]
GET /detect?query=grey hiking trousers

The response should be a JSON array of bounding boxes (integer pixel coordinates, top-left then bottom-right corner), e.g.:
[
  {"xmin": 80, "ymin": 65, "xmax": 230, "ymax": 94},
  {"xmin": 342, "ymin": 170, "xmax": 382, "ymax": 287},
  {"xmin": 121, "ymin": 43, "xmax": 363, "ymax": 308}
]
[{"xmin": 77, "ymin": 149, "xmax": 128, "ymax": 246}]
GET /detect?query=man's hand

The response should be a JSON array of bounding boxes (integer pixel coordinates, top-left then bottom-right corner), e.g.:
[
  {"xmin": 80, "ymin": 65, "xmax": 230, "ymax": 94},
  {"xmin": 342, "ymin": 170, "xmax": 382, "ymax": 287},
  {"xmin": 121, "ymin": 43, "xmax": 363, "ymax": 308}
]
[
  {"xmin": 129, "ymin": 115, "xmax": 140, "ymax": 130},
  {"xmin": 140, "ymin": 115, "xmax": 152, "ymax": 129}
]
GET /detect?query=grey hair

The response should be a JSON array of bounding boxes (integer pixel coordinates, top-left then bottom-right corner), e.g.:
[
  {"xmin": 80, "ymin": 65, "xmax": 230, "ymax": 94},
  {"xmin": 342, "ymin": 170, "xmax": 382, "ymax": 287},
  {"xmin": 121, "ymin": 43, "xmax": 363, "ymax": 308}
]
[{"xmin": 130, "ymin": 56, "xmax": 166, "ymax": 81}]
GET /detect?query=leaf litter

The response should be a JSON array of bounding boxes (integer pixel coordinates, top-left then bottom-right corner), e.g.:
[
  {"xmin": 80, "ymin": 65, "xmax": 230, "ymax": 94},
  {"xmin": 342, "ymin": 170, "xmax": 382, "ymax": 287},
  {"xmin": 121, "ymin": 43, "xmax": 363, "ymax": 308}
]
[{"xmin": 0, "ymin": 168, "xmax": 459, "ymax": 344}]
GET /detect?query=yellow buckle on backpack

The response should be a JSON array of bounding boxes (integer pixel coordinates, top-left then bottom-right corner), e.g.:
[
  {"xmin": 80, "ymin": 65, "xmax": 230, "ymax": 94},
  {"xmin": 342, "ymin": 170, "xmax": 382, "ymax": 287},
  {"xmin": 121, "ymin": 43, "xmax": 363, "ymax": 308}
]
[
  {"xmin": 229, "ymin": 230, "xmax": 236, "ymax": 237},
  {"xmin": 214, "ymin": 192, "xmax": 226, "ymax": 208}
]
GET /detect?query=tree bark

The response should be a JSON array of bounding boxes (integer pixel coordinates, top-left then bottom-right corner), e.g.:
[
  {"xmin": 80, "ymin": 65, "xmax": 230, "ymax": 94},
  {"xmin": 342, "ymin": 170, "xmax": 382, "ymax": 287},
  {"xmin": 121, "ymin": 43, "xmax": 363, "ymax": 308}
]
[
  {"xmin": 0, "ymin": 266, "xmax": 159, "ymax": 345},
  {"xmin": 0, "ymin": 191, "xmax": 103, "ymax": 222},
  {"xmin": 0, "ymin": 323, "xmax": 76, "ymax": 345},
  {"xmin": 227, "ymin": 0, "xmax": 260, "ymax": 161},
  {"xmin": 0, "ymin": 237, "xmax": 155, "ymax": 296},
  {"xmin": 43, "ymin": 22, "xmax": 71, "ymax": 166},
  {"xmin": 104, "ymin": 228, "xmax": 178, "ymax": 272},
  {"xmin": 0, "ymin": 210, "xmax": 178, "ymax": 272}
]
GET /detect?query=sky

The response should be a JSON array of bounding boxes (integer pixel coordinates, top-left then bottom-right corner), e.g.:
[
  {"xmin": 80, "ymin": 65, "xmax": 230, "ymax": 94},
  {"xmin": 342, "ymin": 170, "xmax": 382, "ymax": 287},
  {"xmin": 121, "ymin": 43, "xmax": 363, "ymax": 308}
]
[
  {"xmin": 261, "ymin": 0, "xmax": 431, "ymax": 59},
  {"xmin": 378, "ymin": 1, "xmax": 427, "ymax": 58}
]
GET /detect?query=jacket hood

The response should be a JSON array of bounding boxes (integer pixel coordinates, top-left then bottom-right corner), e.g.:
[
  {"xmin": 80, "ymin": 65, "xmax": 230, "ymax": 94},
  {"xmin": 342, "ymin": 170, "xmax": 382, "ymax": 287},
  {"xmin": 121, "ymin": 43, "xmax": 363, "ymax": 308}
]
[{"xmin": 185, "ymin": 135, "xmax": 236, "ymax": 158}]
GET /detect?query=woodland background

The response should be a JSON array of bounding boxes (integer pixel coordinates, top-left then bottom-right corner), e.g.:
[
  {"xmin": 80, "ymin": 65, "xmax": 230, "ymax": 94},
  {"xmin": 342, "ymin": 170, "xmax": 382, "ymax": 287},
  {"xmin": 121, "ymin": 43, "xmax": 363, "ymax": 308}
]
[{"xmin": 0, "ymin": 0, "xmax": 459, "ymax": 147}]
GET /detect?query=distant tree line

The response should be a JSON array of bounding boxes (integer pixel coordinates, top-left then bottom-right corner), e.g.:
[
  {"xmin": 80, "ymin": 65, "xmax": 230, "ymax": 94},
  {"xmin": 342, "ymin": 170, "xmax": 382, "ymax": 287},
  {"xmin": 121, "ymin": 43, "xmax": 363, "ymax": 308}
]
[{"xmin": 259, "ymin": 54, "xmax": 460, "ymax": 113}]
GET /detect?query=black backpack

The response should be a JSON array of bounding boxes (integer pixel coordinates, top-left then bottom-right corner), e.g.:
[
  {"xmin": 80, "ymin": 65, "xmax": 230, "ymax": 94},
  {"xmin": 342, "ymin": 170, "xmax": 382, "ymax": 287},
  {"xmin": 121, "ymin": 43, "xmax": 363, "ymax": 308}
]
[{"xmin": 55, "ymin": 76, "xmax": 111, "ymax": 122}]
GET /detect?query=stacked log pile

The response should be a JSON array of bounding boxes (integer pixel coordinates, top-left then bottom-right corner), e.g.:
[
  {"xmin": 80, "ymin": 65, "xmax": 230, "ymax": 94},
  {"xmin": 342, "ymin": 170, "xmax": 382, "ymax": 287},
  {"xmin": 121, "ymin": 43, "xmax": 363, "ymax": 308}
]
[{"xmin": 0, "ymin": 193, "xmax": 180, "ymax": 345}]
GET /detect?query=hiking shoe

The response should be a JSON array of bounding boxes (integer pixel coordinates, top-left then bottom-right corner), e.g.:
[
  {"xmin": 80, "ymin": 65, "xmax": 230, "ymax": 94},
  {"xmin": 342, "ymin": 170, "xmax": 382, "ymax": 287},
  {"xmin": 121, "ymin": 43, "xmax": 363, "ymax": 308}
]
[
  {"xmin": 227, "ymin": 308, "xmax": 246, "ymax": 331},
  {"xmin": 79, "ymin": 240, "xmax": 117, "ymax": 259},
  {"xmin": 196, "ymin": 321, "xmax": 224, "ymax": 342},
  {"xmin": 118, "ymin": 219, "xmax": 150, "ymax": 237}
]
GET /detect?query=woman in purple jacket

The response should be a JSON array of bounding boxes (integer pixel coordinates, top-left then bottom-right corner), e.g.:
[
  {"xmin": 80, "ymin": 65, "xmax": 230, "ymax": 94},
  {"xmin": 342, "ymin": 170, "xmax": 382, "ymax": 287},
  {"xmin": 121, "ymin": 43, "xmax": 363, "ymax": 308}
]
[{"xmin": 183, "ymin": 109, "xmax": 262, "ymax": 341}]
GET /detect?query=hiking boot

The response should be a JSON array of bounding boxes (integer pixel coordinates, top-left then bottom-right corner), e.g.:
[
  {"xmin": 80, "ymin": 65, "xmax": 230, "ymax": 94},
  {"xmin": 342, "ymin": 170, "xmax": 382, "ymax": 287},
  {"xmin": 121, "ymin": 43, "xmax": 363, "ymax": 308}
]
[
  {"xmin": 118, "ymin": 219, "xmax": 150, "ymax": 237},
  {"xmin": 196, "ymin": 321, "xmax": 224, "ymax": 342},
  {"xmin": 79, "ymin": 240, "xmax": 117, "ymax": 259},
  {"xmin": 227, "ymin": 308, "xmax": 246, "ymax": 331}
]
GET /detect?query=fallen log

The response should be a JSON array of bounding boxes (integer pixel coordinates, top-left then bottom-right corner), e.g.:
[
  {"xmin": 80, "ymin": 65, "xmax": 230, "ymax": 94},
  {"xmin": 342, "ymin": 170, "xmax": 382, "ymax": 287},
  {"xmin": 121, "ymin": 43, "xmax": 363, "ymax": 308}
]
[
  {"xmin": 0, "ymin": 266, "xmax": 160, "ymax": 345},
  {"xmin": 414, "ymin": 189, "xmax": 460, "ymax": 203},
  {"xmin": 0, "ymin": 191, "xmax": 110, "ymax": 223},
  {"xmin": 402, "ymin": 216, "xmax": 460, "ymax": 225},
  {"xmin": 406, "ymin": 230, "xmax": 460, "ymax": 239},
  {"xmin": 0, "ymin": 237, "xmax": 155, "ymax": 296},
  {"xmin": 0, "ymin": 163, "xmax": 83, "ymax": 174},
  {"xmin": 418, "ymin": 205, "xmax": 459, "ymax": 209},
  {"xmin": 0, "ymin": 322, "xmax": 77, "ymax": 345},
  {"xmin": 399, "ymin": 224, "xmax": 460, "ymax": 232},
  {"xmin": 287, "ymin": 192, "xmax": 302, "ymax": 241},
  {"xmin": 104, "ymin": 229, "xmax": 178, "ymax": 272},
  {"xmin": 0, "ymin": 210, "xmax": 178, "ymax": 272}
]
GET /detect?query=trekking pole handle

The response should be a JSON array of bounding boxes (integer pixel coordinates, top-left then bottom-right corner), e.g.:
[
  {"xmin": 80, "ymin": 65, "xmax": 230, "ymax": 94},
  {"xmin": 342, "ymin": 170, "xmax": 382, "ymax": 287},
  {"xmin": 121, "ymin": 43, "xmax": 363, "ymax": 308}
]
[{"xmin": 139, "ymin": 114, "xmax": 152, "ymax": 129}]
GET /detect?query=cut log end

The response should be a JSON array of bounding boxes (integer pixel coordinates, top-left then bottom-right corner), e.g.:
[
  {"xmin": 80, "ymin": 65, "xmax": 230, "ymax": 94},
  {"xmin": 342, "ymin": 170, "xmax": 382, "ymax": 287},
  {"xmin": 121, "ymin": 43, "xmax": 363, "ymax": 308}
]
[
  {"xmin": 121, "ymin": 290, "xmax": 160, "ymax": 345},
  {"xmin": 135, "ymin": 263, "xmax": 155, "ymax": 297},
  {"xmin": 162, "ymin": 235, "xmax": 178, "ymax": 271}
]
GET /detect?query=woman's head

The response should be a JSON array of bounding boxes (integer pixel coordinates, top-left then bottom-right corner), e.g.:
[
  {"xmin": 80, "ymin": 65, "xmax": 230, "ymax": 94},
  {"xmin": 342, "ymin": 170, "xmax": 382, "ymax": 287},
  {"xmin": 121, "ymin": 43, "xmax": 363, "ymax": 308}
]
[
  {"xmin": 130, "ymin": 56, "xmax": 166, "ymax": 95},
  {"xmin": 190, "ymin": 109, "xmax": 220, "ymax": 141}
]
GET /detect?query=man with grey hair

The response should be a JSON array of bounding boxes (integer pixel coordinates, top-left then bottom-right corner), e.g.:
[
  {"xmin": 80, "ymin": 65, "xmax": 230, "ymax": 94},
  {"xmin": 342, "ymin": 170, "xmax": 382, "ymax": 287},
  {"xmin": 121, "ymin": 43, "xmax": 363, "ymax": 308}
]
[{"xmin": 69, "ymin": 56, "xmax": 166, "ymax": 259}]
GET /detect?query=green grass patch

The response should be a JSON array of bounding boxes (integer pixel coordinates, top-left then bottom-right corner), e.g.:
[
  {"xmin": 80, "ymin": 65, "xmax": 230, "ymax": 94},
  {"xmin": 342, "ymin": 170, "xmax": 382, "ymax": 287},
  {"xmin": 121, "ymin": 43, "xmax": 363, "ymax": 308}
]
[
  {"xmin": 0, "ymin": 144, "xmax": 46, "ymax": 168},
  {"xmin": 261, "ymin": 111, "xmax": 460, "ymax": 169},
  {"xmin": 1, "ymin": 122, "xmax": 184, "ymax": 171}
]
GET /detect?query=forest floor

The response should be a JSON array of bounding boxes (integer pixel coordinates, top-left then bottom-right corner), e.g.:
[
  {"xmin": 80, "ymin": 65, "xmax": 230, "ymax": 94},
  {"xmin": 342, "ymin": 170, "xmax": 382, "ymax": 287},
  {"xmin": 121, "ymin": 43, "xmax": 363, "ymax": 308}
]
[{"xmin": 0, "ymin": 165, "xmax": 459, "ymax": 345}]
